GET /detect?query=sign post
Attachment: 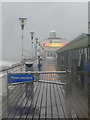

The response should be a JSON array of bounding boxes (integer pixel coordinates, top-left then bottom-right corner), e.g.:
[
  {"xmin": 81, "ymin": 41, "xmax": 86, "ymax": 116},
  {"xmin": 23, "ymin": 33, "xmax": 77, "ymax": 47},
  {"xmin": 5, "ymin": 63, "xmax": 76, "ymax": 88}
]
[{"xmin": 8, "ymin": 73, "xmax": 35, "ymax": 85}]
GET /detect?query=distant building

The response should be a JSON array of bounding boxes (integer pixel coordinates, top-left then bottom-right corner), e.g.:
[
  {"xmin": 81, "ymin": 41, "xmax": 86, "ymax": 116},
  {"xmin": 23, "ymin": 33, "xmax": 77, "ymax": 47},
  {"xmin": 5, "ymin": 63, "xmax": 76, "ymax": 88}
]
[
  {"xmin": 40, "ymin": 31, "xmax": 67, "ymax": 58},
  {"xmin": 49, "ymin": 30, "xmax": 56, "ymax": 39}
]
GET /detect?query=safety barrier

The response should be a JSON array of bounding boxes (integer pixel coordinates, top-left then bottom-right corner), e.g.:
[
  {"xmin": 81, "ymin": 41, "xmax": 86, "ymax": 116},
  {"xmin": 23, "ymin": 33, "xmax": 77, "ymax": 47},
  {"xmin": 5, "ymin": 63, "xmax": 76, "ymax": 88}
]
[
  {"xmin": 8, "ymin": 70, "xmax": 68, "ymax": 86},
  {"xmin": 0, "ymin": 63, "xmax": 25, "ymax": 96}
]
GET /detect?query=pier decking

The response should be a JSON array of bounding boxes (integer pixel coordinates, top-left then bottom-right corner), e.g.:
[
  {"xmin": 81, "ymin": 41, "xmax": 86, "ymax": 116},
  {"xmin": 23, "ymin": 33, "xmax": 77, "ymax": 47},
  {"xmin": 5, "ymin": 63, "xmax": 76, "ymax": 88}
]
[{"xmin": 2, "ymin": 60, "xmax": 88, "ymax": 119}]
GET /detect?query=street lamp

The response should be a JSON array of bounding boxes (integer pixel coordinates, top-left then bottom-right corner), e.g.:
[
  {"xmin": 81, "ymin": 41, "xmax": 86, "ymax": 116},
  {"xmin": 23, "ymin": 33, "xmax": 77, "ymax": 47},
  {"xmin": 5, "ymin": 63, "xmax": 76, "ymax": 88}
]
[
  {"xmin": 30, "ymin": 32, "xmax": 34, "ymax": 57},
  {"xmin": 19, "ymin": 17, "xmax": 27, "ymax": 61},
  {"xmin": 35, "ymin": 38, "xmax": 38, "ymax": 56}
]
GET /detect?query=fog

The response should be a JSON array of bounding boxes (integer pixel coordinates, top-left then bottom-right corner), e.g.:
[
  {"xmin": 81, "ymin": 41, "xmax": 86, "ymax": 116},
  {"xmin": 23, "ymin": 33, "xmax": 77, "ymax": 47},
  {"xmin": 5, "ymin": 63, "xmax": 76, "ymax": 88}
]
[{"xmin": 2, "ymin": 2, "xmax": 88, "ymax": 62}]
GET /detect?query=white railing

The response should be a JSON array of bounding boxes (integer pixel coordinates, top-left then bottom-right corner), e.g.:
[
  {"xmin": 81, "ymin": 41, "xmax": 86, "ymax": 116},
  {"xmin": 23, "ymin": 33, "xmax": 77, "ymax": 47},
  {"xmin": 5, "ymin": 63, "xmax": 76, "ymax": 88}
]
[
  {"xmin": 8, "ymin": 70, "xmax": 68, "ymax": 86},
  {"xmin": 0, "ymin": 63, "xmax": 25, "ymax": 96}
]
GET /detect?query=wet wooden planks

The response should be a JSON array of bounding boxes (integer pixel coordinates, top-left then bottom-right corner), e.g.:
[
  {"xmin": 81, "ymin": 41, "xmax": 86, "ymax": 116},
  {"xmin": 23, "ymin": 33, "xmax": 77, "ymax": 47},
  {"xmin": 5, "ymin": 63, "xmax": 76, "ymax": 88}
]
[{"xmin": 2, "ymin": 73, "xmax": 88, "ymax": 119}]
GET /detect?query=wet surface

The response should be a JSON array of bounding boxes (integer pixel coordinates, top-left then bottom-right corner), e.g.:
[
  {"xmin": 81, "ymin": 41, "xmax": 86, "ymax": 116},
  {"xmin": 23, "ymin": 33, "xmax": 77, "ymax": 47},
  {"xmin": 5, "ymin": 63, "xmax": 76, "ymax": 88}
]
[{"xmin": 1, "ymin": 59, "xmax": 89, "ymax": 119}]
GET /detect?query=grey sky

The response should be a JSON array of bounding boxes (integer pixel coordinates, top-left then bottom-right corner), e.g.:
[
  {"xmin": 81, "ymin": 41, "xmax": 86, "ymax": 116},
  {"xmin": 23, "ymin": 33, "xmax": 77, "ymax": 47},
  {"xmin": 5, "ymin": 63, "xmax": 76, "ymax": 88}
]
[{"xmin": 2, "ymin": 2, "xmax": 88, "ymax": 62}]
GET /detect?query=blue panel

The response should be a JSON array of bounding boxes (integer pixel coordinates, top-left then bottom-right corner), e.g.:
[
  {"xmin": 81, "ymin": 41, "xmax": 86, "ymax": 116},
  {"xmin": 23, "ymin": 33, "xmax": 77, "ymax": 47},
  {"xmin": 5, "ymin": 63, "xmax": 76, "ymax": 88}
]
[{"xmin": 8, "ymin": 73, "xmax": 35, "ymax": 84}]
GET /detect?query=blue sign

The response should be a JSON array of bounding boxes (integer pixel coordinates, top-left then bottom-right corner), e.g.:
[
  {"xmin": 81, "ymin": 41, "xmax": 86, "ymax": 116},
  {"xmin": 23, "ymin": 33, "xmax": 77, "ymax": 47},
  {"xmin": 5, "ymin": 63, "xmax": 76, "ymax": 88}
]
[{"xmin": 8, "ymin": 73, "xmax": 35, "ymax": 84}]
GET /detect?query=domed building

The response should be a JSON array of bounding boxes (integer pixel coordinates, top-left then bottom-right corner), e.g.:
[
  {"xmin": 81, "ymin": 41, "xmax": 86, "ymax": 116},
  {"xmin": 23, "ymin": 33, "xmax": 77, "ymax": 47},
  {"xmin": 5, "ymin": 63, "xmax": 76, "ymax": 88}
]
[
  {"xmin": 39, "ymin": 31, "xmax": 67, "ymax": 58},
  {"xmin": 49, "ymin": 30, "xmax": 57, "ymax": 38}
]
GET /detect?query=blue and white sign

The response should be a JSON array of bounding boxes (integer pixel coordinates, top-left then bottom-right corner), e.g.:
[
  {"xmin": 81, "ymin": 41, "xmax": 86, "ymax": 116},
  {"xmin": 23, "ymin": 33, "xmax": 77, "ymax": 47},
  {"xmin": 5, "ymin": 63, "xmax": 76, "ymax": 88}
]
[{"xmin": 8, "ymin": 73, "xmax": 35, "ymax": 84}]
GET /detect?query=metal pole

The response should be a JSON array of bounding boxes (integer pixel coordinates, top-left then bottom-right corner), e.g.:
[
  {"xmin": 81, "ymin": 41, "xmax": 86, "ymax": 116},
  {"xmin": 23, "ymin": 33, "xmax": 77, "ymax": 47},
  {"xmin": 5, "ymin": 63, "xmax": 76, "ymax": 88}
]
[
  {"xmin": 30, "ymin": 32, "xmax": 34, "ymax": 57},
  {"xmin": 32, "ymin": 37, "xmax": 33, "ymax": 57},
  {"xmin": 21, "ymin": 30, "xmax": 24, "ymax": 60},
  {"xmin": 30, "ymin": 35, "xmax": 33, "ymax": 57},
  {"xmin": 38, "ymin": 80, "xmax": 66, "ymax": 85},
  {"xmin": 35, "ymin": 38, "xmax": 38, "ymax": 56},
  {"xmin": 35, "ymin": 39, "xmax": 36, "ymax": 56},
  {"xmin": 19, "ymin": 17, "xmax": 27, "ymax": 61}
]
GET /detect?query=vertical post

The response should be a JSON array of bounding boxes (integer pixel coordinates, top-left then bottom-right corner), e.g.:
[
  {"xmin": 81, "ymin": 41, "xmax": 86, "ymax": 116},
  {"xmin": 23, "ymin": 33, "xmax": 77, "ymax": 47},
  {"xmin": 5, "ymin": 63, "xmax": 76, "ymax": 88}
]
[
  {"xmin": 65, "ymin": 70, "xmax": 72, "ymax": 117},
  {"xmin": 25, "ymin": 62, "xmax": 34, "ymax": 99},
  {"xmin": 7, "ymin": 71, "xmax": 9, "ymax": 96},
  {"xmin": 19, "ymin": 17, "xmax": 27, "ymax": 61},
  {"xmin": 21, "ymin": 30, "xmax": 24, "ymax": 60},
  {"xmin": 31, "ymin": 35, "xmax": 33, "ymax": 57},
  {"xmin": 88, "ymin": 75, "xmax": 90, "ymax": 119},
  {"xmin": 30, "ymin": 32, "xmax": 34, "ymax": 57},
  {"xmin": 35, "ymin": 38, "xmax": 38, "ymax": 56}
]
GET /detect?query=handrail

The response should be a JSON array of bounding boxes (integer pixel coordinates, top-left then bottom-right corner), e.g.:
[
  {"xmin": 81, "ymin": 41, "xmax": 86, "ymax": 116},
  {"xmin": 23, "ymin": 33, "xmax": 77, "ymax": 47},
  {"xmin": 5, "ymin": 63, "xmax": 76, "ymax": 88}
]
[
  {"xmin": 0, "ymin": 57, "xmax": 38, "ymax": 73},
  {"xmin": 0, "ymin": 63, "xmax": 24, "ymax": 72},
  {"xmin": 8, "ymin": 70, "xmax": 69, "ymax": 74},
  {"xmin": 8, "ymin": 70, "xmax": 67, "ymax": 86}
]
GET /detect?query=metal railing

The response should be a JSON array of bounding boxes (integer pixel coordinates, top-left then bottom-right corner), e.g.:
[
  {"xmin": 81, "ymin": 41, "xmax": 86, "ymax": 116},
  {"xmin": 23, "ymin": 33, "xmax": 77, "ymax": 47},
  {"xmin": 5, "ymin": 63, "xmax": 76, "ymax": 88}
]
[
  {"xmin": 0, "ymin": 63, "xmax": 25, "ymax": 73},
  {"xmin": 0, "ymin": 63, "xmax": 25, "ymax": 96},
  {"xmin": 8, "ymin": 70, "xmax": 68, "ymax": 86}
]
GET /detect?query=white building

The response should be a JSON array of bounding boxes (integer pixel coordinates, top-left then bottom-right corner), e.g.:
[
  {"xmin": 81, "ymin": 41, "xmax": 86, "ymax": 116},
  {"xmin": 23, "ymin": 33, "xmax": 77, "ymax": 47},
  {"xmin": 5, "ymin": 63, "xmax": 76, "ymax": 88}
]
[{"xmin": 39, "ymin": 31, "xmax": 67, "ymax": 58}]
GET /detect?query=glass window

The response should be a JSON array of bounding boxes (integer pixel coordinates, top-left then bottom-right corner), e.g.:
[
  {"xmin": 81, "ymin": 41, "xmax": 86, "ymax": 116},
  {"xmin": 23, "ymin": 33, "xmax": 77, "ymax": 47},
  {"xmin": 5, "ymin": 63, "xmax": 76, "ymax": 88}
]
[
  {"xmin": 88, "ymin": 47, "xmax": 90, "ymax": 60},
  {"xmin": 84, "ymin": 48, "xmax": 87, "ymax": 60}
]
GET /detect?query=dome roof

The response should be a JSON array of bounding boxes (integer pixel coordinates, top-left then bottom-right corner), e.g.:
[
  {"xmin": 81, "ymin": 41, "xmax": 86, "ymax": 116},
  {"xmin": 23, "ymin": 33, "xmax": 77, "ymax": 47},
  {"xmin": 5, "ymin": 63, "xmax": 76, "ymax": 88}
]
[{"xmin": 50, "ymin": 30, "xmax": 56, "ymax": 33}]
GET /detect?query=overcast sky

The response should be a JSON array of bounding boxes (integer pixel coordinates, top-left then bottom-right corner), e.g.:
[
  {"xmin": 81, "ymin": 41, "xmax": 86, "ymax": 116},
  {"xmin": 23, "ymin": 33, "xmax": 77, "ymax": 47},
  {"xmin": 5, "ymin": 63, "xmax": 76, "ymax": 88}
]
[{"xmin": 2, "ymin": 2, "xmax": 88, "ymax": 62}]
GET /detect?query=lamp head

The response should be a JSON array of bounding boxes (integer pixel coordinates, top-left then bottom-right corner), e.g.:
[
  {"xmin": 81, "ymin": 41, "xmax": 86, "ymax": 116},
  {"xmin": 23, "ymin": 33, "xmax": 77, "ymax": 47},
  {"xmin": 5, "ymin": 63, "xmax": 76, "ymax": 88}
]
[
  {"xmin": 19, "ymin": 18, "xmax": 27, "ymax": 30},
  {"xmin": 36, "ymin": 38, "xmax": 38, "ymax": 44},
  {"xmin": 30, "ymin": 32, "xmax": 34, "ymax": 40},
  {"xmin": 30, "ymin": 32, "xmax": 34, "ymax": 35}
]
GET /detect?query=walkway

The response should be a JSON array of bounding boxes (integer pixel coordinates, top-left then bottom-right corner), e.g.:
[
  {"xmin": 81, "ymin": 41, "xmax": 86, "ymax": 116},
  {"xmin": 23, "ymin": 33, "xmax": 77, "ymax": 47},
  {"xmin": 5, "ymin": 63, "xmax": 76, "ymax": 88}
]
[{"xmin": 2, "ymin": 59, "xmax": 88, "ymax": 119}]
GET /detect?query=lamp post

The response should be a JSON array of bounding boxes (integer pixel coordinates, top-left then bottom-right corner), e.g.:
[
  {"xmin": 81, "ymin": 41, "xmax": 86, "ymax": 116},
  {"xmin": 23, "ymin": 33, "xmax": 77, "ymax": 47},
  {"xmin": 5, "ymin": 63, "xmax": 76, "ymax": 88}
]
[
  {"xmin": 30, "ymin": 32, "xmax": 34, "ymax": 57},
  {"xmin": 35, "ymin": 38, "xmax": 38, "ymax": 56},
  {"xmin": 19, "ymin": 17, "xmax": 27, "ymax": 61}
]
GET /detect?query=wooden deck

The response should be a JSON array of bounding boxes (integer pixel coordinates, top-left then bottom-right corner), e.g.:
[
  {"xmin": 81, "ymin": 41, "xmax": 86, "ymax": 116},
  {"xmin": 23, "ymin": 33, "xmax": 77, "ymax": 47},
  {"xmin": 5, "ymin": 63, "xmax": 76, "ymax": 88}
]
[{"xmin": 1, "ymin": 60, "xmax": 88, "ymax": 119}]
